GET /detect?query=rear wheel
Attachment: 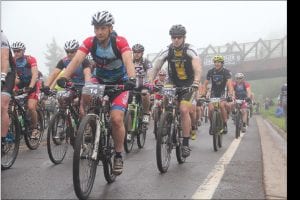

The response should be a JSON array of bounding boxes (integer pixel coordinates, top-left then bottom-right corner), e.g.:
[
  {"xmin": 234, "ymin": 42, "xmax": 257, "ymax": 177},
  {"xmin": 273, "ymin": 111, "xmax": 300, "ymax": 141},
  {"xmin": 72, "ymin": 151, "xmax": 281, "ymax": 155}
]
[
  {"xmin": 24, "ymin": 110, "xmax": 44, "ymax": 150},
  {"xmin": 73, "ymin": 115, "xmax": 98, "ymax": 200},
  {"xmin": 47, "ymin": 112, "xmax": 69, "ymax": 164},
  {"xmin": 1, "ymin": 113, "xmax": 21, "ymax": 170},
  {"xmin": 156, "ymin": 112, "xmax": 172, "ymax": 173}
]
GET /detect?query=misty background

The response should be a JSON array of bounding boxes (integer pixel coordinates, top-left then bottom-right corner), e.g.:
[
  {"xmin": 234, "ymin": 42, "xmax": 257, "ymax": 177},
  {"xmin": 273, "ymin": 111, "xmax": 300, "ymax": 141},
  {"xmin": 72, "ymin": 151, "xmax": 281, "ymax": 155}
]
[{"xmin": 1, "ymin": 1, "xmax": 286, "ymax": 76}]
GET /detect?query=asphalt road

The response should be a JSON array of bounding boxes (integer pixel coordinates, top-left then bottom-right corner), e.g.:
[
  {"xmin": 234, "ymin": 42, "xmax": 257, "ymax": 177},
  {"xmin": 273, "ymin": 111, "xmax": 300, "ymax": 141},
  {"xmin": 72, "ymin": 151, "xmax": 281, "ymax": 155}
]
[{"xmin": 1, "ymin": 115, "xmax": 286, "ymax": 199}]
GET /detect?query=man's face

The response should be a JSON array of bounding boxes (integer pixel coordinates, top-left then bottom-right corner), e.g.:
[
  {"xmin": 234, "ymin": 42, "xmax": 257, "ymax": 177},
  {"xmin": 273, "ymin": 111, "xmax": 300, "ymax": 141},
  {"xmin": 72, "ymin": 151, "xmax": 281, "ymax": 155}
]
[
  {"xmin": 171, "ymin": 35, "xmax": 184, "ymax": 48},
  {"xmin": 94, "ymin": 25, "xmax": 112, "ymax": 42},
  {"xmin": 214, "ymin": 61, "xmax": 223, "ymax": 70},
  {"xmin": 159, "ymin": 74, "xmax": 166, "ymax": 81},
  {"xmin": 133, "ymin": 51, "xmax": 143, "ymax": 61},
  {"xmin": 12, "ymin": 49, "xmax": 24, "ymax": 59},
  {"xmin": 65, "ymin": 49, "xmax": 77, "ymax": 60}
]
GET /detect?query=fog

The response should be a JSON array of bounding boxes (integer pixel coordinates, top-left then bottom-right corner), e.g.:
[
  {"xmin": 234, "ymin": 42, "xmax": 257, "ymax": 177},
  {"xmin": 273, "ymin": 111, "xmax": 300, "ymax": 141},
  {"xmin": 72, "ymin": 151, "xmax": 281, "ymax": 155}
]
[{"xmin": 1, "ymin": 1, "xmax": 286, "ymax": 76}]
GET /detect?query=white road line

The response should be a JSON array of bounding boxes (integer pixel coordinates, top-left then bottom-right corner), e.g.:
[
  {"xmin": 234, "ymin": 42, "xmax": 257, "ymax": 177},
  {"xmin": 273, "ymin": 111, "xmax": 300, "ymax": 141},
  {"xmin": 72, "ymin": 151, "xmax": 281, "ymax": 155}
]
[{"xmin": 192, "ymin": 132, "xmax": 245, "ymax": 199}]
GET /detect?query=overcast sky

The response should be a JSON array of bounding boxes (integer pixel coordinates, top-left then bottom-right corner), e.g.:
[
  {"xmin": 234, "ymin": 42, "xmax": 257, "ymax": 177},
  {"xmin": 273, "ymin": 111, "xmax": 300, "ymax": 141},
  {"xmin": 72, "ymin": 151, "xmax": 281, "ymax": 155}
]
[{"xmin": 1, "ymin": 1, "xmax": 286, "ymax": 76}]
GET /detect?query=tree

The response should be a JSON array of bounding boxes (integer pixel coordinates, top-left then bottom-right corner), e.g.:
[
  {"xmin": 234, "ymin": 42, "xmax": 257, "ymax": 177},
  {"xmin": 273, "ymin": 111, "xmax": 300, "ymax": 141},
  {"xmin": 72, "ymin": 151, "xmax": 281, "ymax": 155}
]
[{"xmin": 44, "ymin": 37, "xmax": 64, "ymax": 76}]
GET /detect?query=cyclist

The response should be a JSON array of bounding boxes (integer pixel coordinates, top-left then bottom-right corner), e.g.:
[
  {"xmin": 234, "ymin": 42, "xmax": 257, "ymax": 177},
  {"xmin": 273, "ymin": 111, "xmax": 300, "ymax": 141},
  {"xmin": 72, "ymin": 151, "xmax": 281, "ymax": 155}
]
[
  {"xmin": 232, "ymin": 72, "xmax": 252, "ymax": 132},
  {"xmin": 149, "ymin": 24, "xmax": 202, "ymax": 158},
  {"xmin": 56, "ymin": 11, "xmax": 136, "ymax": 176},
  {"xmin": 132, "ymin": 43, "xmax": 153, "ymax": 124},
  {"xmin": 202, "ymin": 55, "xmax": 234, "ymax": 135},
  {"xmin": 195, "ymin": 82, "xmax": 205, "ymax": 127},
  {"xmin": 42, "ymin": 39, "xmax": 92, "ymax": 116},
  {"xmin": 1, "ymin": 31, "xmax": 16, "ymax": 146},
  {"xmin": 279, "ymin": 83, "xmax": 287, "ymax": 129},
  {"xmin": 12, "ymin": 41, "xmax": 41, "ymax": 139}
]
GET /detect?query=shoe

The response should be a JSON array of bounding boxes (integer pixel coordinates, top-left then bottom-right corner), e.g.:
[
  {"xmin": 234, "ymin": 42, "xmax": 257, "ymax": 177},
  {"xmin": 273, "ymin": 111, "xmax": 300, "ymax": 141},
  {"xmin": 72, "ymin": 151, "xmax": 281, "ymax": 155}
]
[
  {"xmin": 241, "ymin": 126, "xmax": 246, "ymax": 133},
  {"xmin": 190, "ymin": 130, "xmax": 196, "ymax": 140},
  {"xmin": 142, "ymin": 114, "xmax": 150, "ymax": 124},
  {"xmin": 181, "ymin": 145, "xmax": 191, "ymax": 158},
  {"xmin": 31, "ymin": 129, "xmax": 40, "ymax": 140},
  {"xmin": 223, "ymin": 123, "xmax": 228, "ymax": 134},
  {"xmin": 112, "ymin": 156, "xmax": 123, "ymax": 176}
]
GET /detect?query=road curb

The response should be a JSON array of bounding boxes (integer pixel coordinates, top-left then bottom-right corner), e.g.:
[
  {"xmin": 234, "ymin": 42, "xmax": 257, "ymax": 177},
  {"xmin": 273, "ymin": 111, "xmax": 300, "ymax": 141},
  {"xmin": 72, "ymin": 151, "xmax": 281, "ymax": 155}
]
[{"xmin": 263, "ymin": 117, "xmax": 287, "ymax": 141}]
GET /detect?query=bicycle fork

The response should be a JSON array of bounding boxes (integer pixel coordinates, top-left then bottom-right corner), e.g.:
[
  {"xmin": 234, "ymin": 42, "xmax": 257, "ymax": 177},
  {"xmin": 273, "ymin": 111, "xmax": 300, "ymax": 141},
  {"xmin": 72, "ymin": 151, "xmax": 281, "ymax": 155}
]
[{"xmin": 91, "ymin": 115, "xmax": 101, "ymax": 160}]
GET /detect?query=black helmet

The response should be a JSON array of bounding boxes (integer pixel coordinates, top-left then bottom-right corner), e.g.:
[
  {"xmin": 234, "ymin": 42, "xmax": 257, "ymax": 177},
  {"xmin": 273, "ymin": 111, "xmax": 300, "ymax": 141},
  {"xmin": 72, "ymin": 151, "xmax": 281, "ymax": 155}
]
[
  {"xmin": 132, "ymin": 43, "xmax": 144, "ymax": 52},
  {"xmin": 169, "ymin": 24, "xmax": 186, "ymax": 36}
]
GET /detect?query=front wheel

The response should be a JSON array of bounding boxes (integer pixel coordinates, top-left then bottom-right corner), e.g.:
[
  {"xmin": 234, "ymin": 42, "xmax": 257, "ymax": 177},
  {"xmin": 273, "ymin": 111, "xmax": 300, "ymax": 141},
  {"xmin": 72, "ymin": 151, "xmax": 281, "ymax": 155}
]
[
  {"xmin": 235, "ymin": 111, "xmax": 241, "ymax": 139},
  {"xmin": 1, "ymin": 113, "xmax": 21, "ymax": 170},
  {"xmin": 47, "ymin": 112, "xmax": 69, "ymax": 164},
  {"xmin": 103, "ymin": 132, "xmax": 116, "ymax": 183},
  {"xmin": 124, "ymin": 111, "xmax": 134, "ymax": 153},
  {"xmin": 175, "ymin": 120, "xmax": 185, "ymax": 164},
  {"xmin": 156, "ymin": 112, "xmax": 172, "ymax": 173},
  {"xmin": 73, "ymin": 114, "xmax": 98, "ymax": 200},
  {"xmin": 24, "ymin": 110, "xmax": 44, "ymax": 150}
]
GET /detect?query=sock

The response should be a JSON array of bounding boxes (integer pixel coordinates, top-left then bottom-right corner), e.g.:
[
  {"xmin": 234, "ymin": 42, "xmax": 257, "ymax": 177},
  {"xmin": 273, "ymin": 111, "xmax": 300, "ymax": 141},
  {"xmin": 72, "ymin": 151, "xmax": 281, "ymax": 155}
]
[
  {"xmin": 183, "ymin": 137, "xmax": 189, "ymax": 146},
  {"xmin": 192, "ymin": 125, "xmax": 197, "ymax": 131}
]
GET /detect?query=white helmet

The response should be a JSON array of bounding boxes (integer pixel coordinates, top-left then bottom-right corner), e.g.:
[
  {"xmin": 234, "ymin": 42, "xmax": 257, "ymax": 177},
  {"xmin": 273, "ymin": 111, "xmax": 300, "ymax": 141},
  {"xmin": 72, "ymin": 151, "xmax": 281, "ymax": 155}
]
[
  {"xmin": 12, "ymin": 41, "xmax": 26, "ymax": 50},
  {"xmin": 64, "ymin": 39, "xmax": 79, "ymax": 50},
  {"xmin": 91, "ymin": 11, "xmax": 115, "ymax": 26},
  {"xmin": 235, "ymin": 72, "xmax": 245, "ymax": 80}
]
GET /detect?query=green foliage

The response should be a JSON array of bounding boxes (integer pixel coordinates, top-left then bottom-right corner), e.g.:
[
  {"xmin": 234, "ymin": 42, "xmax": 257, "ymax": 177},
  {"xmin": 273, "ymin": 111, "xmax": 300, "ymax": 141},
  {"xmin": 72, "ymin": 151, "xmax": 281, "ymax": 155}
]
[
  {"xmin": 261, "ymin": 105, "xmax": 286, "ymax": 132},
  {"xmin": 44, "ymin": 37, "xmax": 64, "ymax": 75}
]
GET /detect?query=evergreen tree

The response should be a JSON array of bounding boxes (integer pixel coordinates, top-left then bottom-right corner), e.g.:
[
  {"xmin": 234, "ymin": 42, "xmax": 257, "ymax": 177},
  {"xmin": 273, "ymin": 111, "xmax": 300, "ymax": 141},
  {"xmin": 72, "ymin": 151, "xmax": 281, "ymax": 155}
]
[{"xmin": 44, "ymin": 37, "xmax": 64, "ymax": 75}]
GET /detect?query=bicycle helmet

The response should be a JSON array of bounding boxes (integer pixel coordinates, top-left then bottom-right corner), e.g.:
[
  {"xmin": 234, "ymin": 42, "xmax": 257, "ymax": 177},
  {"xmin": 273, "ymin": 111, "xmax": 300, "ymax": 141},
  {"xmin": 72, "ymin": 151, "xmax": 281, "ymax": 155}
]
[
  {"xmin": 213, "ymin": 55, "xmax": 224, "ymax": 63},
  {"xmin": 235, "ymin": 72, "xmax": 245, "ymax": 80},
  {"xmin": 64, "ymin": 39, "xmax": 79, "ymax": 50},
  {"xmin": 169, "ymin": 24, "xmax": 186, "ymax": 36},
  {"xmin": 91, "ymin": 11, "xmax": 115, "ymax": 26},
  {"xmin": 158, "ymin": 69, "xmax": 167, "ymax": 76},
  {"xmin": 11, "ymin": 41, "xmax": 26, "ymax": 50},
  {"xmin": 132, "ymin": 44, "xmax": 145, "ymax": 53}
]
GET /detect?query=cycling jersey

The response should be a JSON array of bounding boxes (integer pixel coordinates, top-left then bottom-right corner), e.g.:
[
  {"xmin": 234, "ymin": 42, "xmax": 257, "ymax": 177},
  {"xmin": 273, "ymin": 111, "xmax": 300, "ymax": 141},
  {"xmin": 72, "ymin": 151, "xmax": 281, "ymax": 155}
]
[
  {"xmin": 79, "ymin": 35, "xmax": 131, "ymax": 83},
  {"xmin": 206, "ymin": 67, "xmax": 232, "ymax": 98},
  {"xmin": 134, "ymin": 58, "xmax": 152, "ymax": 87},
  {"xmin": 155, "ymin": 43, "xmax": 199, "ymax": 87},
  {"xmin": 56, "ymin": 57, "xmax": 90, "ymax": 84},
  {"xmin": 232, "ymin": 81, "xmax": 250, "ymax": 99},
  {"xmin": 15, "ymin": 55, "xmax": 37, "ymax": 84}
]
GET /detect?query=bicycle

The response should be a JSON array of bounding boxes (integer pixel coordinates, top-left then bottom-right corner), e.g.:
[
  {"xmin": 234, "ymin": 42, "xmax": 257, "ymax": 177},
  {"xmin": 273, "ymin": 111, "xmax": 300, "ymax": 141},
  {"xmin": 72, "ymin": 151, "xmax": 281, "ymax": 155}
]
[
  {"xmin": 152, "ymin": 97, "xmax": 163, "ymax": 140},
  {"xmin": 156, "ymin": 85, "xmax": 194, "ymax": 173},
  {"xmin": 233, "ymin": 99, "xmax": 245, "ymax": 139},
  {"xmin": 46, "ymin": 84, "xmax": 82, "ymax": 164},
  {"xmin": 72, "ymin": 83, "xmax": 126, "ymax": 200},
  {"xmin": 208, "ymin": 97, "xmax": 227, "ymax": 152},
  {"xmin": 124, "ymin": 86, "xmax": 152, "ymax": 153}
]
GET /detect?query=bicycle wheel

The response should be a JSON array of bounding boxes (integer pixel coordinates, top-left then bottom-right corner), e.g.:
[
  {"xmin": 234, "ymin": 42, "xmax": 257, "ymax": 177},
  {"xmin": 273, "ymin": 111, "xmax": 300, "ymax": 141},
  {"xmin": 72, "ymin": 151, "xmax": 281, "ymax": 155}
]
[
  {"xmin": 235, "ymin": 111, "xmax": 241, "ymax": 139},
  {"xmin": 137, "ymin": 107, "xmax": 146, "ymax": 148},
  {"xmin": 124, "ymin": 111, "xmax": 134, "ymax": 153},
  {"xmin": 211, "ymin": 111, "xmax": 219, "ymax": 152},
  {"xmin": 47, "ymin": 112, "xmax": 69, "ymax": 164},
  {"xmin": 24, "ymin": 110, "xmax": 44, "ymax": 150},
  {"xmin": 73, "ymin": 114, "xmax": 98, "ymax": 200},
  {"xmin": 44, "ymin": 109, "xmax": 51, "ymax": 129},
  {"xmin": 156, "ymin": 112, "xmax": 172, "ymax": 173},
  {"xmin": 217, "ymin": 113, "xmax": 223, "ymax": 148},
  {"xmin": 175, "ymin": 119, "xmax": 186, "ymax": 164},
  {"xmin": 247, "ymin": 109, "xmax": 250, "ymax": 126},
  {"xmin": 204, "ymin": 106, "xmax": 209, "ymax": 123},
  {"xmin": 1, "ymin": 113, "xmax": 21, "ymax": 170},
  {"xmin": 153, "ymin": 107, "xmax": 160, "ymax": 140},
  {"xmin": 102, "ymin": 132, "xmax": 116, "ymax": 183}
]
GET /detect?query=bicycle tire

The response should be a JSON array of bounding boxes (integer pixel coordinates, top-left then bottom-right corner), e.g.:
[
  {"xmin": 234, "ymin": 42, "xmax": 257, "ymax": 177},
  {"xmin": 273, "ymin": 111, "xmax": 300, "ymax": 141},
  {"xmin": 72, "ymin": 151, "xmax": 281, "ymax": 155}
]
[
  {"xmin": 211, "ymin": 111, "xmax": 219, "ymax": 152},
  {"xmin": 175, "ymin": 118, "xmax": 185, "ymax": 164},
  {"xmin": 24, "ymin": 109, "xmax": 44, "ymax": 150},
  {"xmin": 156, "ymin": 112, "xmax": 172, "ymax": 173},
  {"xmin": 47, "ymin": 112, "xmax": 68, "ymax": 164},
  {"xmin": 216, "ymin": 112, "xmax": 223, "ymax": 148},
  {"xmin": 102, "ymin": 131, "xmax": 116, "ymax": 183},
  {"xmin": 153, "ymin": 107, "xmax": 160, "ymax": 140},
  {"xmin": 235, "ymin": 111, "xmax": 241, "ymax": 139},
  {"xmin": 124, "ymin": 111, "xmax": 134, "ymax": 153},
  {"xmin": 137, "ymin": 106, "xmax": 146, "ymax": 148},
  {"xmin": 1, "ymin": 113, "xmax": 21, "ymax": 170},
  {"xmin": 73, "ymin": 114, "xmax": 98, "ymax": 200}
]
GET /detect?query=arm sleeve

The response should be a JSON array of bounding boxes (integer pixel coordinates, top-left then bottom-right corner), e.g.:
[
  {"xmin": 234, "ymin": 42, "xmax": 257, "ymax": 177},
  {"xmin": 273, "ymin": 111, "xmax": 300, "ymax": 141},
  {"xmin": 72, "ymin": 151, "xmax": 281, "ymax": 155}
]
[
  {"xmin": 56, "ymin": 59, "xmax": 65, "ymax": 70},
  {"xmin": 115, "ymin": 36, "xmax": 131, "ymax": 54}
]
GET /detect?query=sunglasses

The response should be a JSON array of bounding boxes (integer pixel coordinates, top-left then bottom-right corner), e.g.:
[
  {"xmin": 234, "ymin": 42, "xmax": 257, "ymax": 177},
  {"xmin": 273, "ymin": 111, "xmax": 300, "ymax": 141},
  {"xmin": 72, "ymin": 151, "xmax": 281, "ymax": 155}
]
[
  {"xmin": 133, "ymin": 51, "xmax": 143, "ymax": 54},
  {"xmin": 171, "ymin": 36, "xmax": 183, "ymax": 40},
  {"xmin": 13, "ymin": 49, "xmax": 22, "ymax": 53},
  {"xmin": 66, "ymin": 50, "xmax": 77, "ymax": 54}
]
